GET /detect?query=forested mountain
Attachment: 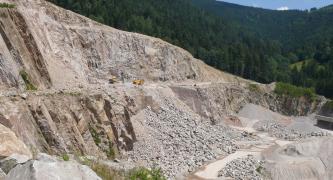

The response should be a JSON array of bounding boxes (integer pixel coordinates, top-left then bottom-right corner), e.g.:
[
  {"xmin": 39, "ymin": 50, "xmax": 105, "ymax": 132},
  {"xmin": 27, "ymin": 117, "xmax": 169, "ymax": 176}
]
[
  {"xmin": 48, "ymin": 0, "xmax": 333, "ymax": 98},
  {"xmin": 192, "ymin": 0, "xmax": 333, "ymax": 55},
  {"xmin": 191, "ymin": 0, "xmax": 333, "ymax": 97}
]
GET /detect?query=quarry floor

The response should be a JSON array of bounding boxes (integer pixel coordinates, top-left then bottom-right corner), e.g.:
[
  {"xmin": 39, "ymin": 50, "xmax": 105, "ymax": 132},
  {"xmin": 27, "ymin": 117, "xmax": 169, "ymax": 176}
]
[{"xmin": 192, "ymin": 105, "xmax": 333, "ymax": 180}]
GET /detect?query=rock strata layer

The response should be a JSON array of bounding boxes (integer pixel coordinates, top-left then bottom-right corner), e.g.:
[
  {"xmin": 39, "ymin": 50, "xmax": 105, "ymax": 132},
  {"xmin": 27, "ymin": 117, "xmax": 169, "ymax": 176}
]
[{"xmin": 0, "ymin": 0, "xmax": 329, "ymax": 179}]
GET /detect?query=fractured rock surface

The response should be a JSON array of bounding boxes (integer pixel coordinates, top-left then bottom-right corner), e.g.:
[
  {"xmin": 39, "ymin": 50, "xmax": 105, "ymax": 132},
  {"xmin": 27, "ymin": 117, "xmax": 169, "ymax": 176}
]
[
  {"xmin": 0, "ymin": 0, "xmax": 330, "ymax": 179},
  {"xmin": 0, "ymin": 124, "xmax": 32, "ymax": 158},
  {"xmin": 6, "ymin": 153, "xmax": 101, "ymax": 180}
]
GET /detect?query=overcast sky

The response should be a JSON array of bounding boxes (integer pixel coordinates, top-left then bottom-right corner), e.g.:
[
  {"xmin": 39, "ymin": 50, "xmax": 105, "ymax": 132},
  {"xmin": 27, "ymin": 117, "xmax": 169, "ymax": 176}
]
[{"xmin": 219, "ymin": 0, "xmax": 333, "ymax": 10}]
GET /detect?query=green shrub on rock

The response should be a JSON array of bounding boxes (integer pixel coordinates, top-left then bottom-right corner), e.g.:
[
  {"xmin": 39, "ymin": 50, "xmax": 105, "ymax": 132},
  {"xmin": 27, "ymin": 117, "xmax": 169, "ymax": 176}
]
[
  {"xmin": 20, "ymin": 70, "xmax": 37, "ymax": 91},
  {"xmin": 62, "ymin": 154, "xmax": 69, "ymax": 161},
  {"xmin": 0, "ymin": 3, "xmax": 15, "ymax": 8},
  {"xmin": 248, "ymin": 83, "xmax": 261, "ymax": 93},
  {"xmin": 129, "ymin": 167, "xmax": 166, "ymax": 180},
  {"xmin": 274, "ymin": 82, "xmax": 316, "ymax": 101}
]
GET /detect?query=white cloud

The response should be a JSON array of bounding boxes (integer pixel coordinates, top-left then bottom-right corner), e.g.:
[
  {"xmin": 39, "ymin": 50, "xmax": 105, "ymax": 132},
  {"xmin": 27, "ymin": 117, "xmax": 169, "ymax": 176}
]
[
  {"xmin": 277, "ymin": 6, "xmax": 289, "ymax": 11},
  {"xmin": 252, "ymin": 3, "xmax": 259, "ymax": 8}
]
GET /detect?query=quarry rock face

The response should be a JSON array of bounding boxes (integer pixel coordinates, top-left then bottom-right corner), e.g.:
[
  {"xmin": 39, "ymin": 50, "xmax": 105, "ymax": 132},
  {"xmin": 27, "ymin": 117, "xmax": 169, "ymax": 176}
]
[
  {"xmin": 0, "ymin": 0, "xmax": 330, "ymax": 179},
  {"xmin": 0, "ymin": 0, "xmax": 242, "ymax": 91},
  {"xmin": 0, "ymin": 124, "xmax": 32, "ymax": 159}
]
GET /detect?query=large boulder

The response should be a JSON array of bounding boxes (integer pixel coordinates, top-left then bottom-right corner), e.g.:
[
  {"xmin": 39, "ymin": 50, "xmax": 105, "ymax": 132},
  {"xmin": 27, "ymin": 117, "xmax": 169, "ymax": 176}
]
[
  {"xmin": 6, "ymin": 153, "xmax": 101, "ymax": 180},
  {"xmin": 0, "ymin": 154, "xmax": 30, "ymax": 174}
]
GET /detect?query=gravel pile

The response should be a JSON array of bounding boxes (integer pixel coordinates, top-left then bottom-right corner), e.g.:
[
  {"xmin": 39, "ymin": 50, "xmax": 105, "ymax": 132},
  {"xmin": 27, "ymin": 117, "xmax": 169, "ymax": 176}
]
[
  {"xmin": 254, "ymin": 119, "xmax": 329, "ymax": 141},
  {"xmin": 288, "ymin": 116, "xmax": 321, "ymax": 134},
  {"xmin": 127, "ymin": 98, "xmax": 254, "ymax": 178},
  {"xmin": 238, "ymin": 104, "xmax": 283, "ymax": 122},
  {"xmin": 218, "ymin": 155, "xmax": 264, "ymax": 180}
]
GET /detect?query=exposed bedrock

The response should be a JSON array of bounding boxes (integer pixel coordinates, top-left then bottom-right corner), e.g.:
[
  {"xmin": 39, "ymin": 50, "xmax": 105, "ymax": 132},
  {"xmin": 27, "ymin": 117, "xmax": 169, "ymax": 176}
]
[{"xmin": 0, "ymin": 0, "xmax": 329, "ymax": 179}]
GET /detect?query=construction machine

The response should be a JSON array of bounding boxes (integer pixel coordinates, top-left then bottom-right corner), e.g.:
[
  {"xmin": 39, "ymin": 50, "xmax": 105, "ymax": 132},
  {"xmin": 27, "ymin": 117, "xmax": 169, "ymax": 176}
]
[
  {"xmin": 133, "ymin": 79, "xmax": 144, "ymax": 85},
  {"xmin": 109, "ymin": 76, "xmax": 118, "ymax": 84}
]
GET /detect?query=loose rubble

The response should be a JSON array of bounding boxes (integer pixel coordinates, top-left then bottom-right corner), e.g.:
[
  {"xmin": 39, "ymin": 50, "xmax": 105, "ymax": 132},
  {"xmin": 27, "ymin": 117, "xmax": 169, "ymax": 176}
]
[
  {"xmin": 254, "ymin": 119, "xmax": 329, "ymax": 141},
  {"xmin": 0, "ymin": 0, "xmax": 331, "ymax": 179},
  {"xmin": 218, "ymin": 155, "xmax": 264, "ymax": 180},
  {"xmin": 127, "ymin": 98, "xmax": 254, "ymax": 178}
]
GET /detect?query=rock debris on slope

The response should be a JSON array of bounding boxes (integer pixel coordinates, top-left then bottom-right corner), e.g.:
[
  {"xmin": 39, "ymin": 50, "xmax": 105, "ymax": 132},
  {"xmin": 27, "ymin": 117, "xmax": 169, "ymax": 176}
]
[
  {"xmin": 218, "ymin": 155, "xmax": 264, "ymax": 180},
  {"xmin": 0, "ymin": 0, "xmax": 330, "ymax": 179},
  {"xmin": 239, "ymin": 104, "xmax": 329, "ymax": 141},
  {"xmin": 254, "ymin": 119, "xmax": 329, "ymax": 141},
  {"xmin": 127, "ymin": 98, "xmax": 254, "ymax": 177}
]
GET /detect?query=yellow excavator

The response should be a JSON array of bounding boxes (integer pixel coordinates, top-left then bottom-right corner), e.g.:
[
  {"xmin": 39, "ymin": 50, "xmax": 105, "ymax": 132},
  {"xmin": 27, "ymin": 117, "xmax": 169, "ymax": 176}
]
[
  {"xmin": 109, "ymin": 76, "xmax": 118, "ymax": 84},
  {"xmin": 132, "ymin": 79, "xmax": 145, "ymax": 85}
]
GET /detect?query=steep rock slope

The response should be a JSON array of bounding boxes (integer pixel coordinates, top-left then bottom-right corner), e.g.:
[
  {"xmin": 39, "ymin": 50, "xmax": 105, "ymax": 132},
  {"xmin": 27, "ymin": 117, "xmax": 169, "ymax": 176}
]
[
  {"xmin": 0, "ymin": 0, "xmax": 326, "ymax": 178},
  {"xmin": 0, "ymin": 0, "xmax": 242, "ymax": 91}
]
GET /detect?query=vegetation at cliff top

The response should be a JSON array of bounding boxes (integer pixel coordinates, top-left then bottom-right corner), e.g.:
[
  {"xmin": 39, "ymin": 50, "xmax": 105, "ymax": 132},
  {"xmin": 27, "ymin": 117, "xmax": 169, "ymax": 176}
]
[
  {"xmin": 48, "ymin": 0, "xmax": 333, "ymax": 98},
  {"xmin": 274, "ymin": 82, "xmax": 316, "ymax": 101},
  {"xmin": 0, "ymin": 3, "xmax": 15, "ymax": 8}
]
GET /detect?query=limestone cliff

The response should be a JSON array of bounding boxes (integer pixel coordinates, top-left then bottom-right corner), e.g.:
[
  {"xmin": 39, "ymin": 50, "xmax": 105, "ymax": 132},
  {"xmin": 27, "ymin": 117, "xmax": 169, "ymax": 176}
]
[
  {"xmin": 0, "ymin": 0, "xmax": 244, "ymax": 91},
  {"xmin": 0, "ymin": 0, "xmax": 326, "ymax": 178}
]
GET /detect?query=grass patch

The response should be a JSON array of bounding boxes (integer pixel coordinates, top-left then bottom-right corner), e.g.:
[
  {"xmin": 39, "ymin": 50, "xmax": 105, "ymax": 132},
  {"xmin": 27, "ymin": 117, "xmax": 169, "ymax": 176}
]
[
  {"xmin": 91, "ymin": 162, "xmax": 115, "ymax": 180},
  {"xmin": 107, "ymin": 142, "xmax": 115, "ymax": 159},
  {"xmin": 88, "ymin": 126, "xmax": 116, "ymax": 159},
  {"xmin": 89, "ymin": 126, "xmax": 101, "ymax": 145},
  {"xmin": 289, "ymin": 59, "xmax": 312, "ymax": 71},
  {"xmin": 20, "ymin": 70, "xmax": 37, "ymax": 91},
  {"xmin": 64, "ymin": 91, "xmax": 82, "ymax": 96},
  {"xmin": 79, "ymin": 158, "xmax": 166, "ymax": 180},
  {"xmin": 62, "ymin": 154, "xmax": 70, "ymax": 161},
  {"xmin": 248, "ymin": 83, "xmax": 261, "ymax": 93},
  {"xmin": 0, "ymin": 3, "xmax": 15, "ymax": 8},
  {"xmin": 289, "ymin": 59, "xmax": 325, "ymax": 71},
  {"xmin": 84, "ymin": 160, "xmax": 126, "ymax": 180},
  {"xmin": 129, "ymin": 167, "xmax": 166, "ymax": 180},
  {"xmin": 274, "ymin": 82, "xmax": 316, "ymax": 101}
]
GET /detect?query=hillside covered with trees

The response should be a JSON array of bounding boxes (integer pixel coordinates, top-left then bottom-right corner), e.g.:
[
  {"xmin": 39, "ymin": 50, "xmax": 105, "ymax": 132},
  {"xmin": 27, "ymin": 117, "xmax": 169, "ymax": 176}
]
[
  {"xmin": 191, "ymin": 0, "xmax": 333, "ymax": 98},
  {"xmin": 48, "ymin": 0, "xmax": 333, "ymax": 98}
]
